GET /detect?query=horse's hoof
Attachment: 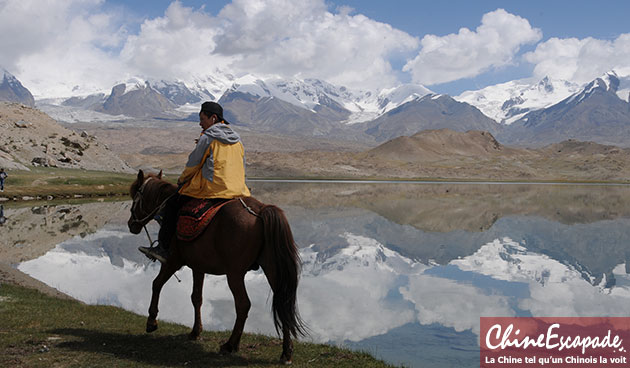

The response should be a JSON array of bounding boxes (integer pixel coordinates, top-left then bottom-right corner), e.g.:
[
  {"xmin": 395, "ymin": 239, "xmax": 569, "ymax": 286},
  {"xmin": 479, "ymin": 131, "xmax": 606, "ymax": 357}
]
[
  {"xmin": 280, "ymin": 350, "xmax": 293, "ymax": 364},
  {"xmin": 219, "ymin": 342, "xmax": 234, "ymax": 355},
  {"xmin": 146, "ymin": 320, "xmax": 158, "ymax": 333},
  {"xmin": 280, "ymin": 357, "xmax": 293, "ymax": 365}
]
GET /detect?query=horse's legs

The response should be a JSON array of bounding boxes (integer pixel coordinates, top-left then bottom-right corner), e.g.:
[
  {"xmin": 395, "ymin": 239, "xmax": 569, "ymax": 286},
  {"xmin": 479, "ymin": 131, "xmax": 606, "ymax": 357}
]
[
  {"xmin": 189, "ymin": 270, "xmax": 205, "ymax": 340},
  {"xmin": 281, "ymin": 325, "xmax": 294, "ymax": 364},
  {"xmin": 146, "ymin": 261, "xmax": 180, "ymax": 333},
  {"xmin": 220, "ymin": 273, "xmax": 250, "ymax": 354}
]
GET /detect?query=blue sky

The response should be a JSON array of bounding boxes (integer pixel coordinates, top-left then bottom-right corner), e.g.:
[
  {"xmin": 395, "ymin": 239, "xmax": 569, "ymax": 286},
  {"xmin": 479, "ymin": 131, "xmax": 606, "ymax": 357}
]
[
  {"xmin": 2, "ymin": 0, "xmax": 630, "ymax": 97},
  {"xmin": 108, "ymin": 0, "xmax": 629, "ymax": 40}
]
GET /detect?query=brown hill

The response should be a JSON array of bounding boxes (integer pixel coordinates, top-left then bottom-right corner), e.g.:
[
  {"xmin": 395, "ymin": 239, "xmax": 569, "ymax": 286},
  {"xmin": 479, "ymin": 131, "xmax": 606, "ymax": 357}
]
[
  {"xmin": 0, "ymin": 102, "xmax": 132, "ymax": 172},
  {"xmin": 247, "ymin": 129, "xmax": 630, "ymax": 182},
  {"xmin": 540, "ymin": 139, "xmax": 627, "ymax": 156},
  {"xmin": 365, "ymin": 128, "xmax": 527, "ymax": 162}
]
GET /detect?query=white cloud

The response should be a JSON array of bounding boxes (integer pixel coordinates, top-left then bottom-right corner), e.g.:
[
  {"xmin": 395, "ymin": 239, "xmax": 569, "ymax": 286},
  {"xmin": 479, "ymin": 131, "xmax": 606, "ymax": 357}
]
[
  {"xmin": 213, "ymin": 0, "xmax": 419, "ymax": 89},
  {"xmin": 524, "ymin": 34, "xmax": 630, "ymax": 83},
  {"xmin": 0, "ymin": 0, "xmax": 128, "ymax": 97},
  {"xmin": 119, "ymin": 1, "xmax": 227, "ymax": 82},
  {"xmin": 2, "ymin": 0, "xmax": 419, "ymax": 96},
  {"xmin": 403, "ymin": 9, "xmax": 542, "ymax": 86},
  {"xmin": 400, "ymin": 275, "xmax": 514, "ymax": 336},
  {"xmin": 19, "ymin": 1, "xmax": 630, "ymax": 99}
]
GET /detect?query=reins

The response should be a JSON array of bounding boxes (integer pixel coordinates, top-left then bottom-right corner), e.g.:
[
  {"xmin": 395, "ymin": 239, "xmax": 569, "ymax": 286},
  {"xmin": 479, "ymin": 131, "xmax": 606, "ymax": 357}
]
[
  {"xmin": 130, "ymin": 177, "xmax": 175, "ymax": 227},
  {"xmin": 130, "ymin": 177, "xmax": 175, "ymax": 248},
  {"xmin": 130, "ymin": 176, "xmax": 181, "ymax": 281}
]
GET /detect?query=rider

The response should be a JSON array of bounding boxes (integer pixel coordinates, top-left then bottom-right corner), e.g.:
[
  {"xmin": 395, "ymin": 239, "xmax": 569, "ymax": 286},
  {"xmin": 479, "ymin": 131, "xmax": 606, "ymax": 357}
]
[{"xmin": 139, "ymin": 101, "xmax": 251, "ymax": 263}]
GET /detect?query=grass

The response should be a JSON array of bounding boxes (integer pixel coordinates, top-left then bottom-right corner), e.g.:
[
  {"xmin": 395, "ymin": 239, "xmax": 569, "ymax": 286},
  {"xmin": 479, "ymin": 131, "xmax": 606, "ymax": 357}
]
[
  {"xmin": 0, "ymin": 284, "xmax": 391, "ymax": 367},
  {"xmin": 1, "ymin": 167, "xmax": 140, "ymax": 199}
]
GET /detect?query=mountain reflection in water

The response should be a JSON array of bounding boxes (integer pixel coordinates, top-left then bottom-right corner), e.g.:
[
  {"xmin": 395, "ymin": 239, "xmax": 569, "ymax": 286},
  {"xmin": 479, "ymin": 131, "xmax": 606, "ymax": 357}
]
[{"xmin": 11, "ymin": 183, "xmax": 630, "ymax": 368}]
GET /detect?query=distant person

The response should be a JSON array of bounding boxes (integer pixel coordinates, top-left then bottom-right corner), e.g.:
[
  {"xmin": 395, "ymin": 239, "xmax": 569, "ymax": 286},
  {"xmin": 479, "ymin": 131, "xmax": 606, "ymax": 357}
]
[
  {"xmin": 139, "ymin": 101, "xmax": 251, "ymax": 263},
  {"xmin": 0, "ymin": 168, "xmax": 6, "ymax": 192},
  {"xmin": 0, "ymin": 204, "xmax": 6, "ymax": 226}
]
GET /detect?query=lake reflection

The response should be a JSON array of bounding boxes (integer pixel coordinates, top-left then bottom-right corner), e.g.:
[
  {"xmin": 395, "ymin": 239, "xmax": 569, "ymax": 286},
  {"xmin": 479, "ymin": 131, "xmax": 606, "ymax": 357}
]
[{"xmin": 12, "ymin": 182, "xmax": 630, "ymax": 368}]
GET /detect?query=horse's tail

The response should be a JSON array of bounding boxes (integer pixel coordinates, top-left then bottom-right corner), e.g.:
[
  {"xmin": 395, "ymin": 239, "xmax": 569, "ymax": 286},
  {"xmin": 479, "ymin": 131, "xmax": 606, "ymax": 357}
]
[{"xmin": 260, "ymin": 205, "xmax": 307, "ymax": 338}]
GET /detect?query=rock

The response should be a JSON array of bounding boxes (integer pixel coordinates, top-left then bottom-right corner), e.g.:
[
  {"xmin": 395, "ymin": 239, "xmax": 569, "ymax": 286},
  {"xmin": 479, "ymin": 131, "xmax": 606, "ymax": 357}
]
[
  {"xmin": 31, "ymin": 157, "xmax": 49, "ymax": 166},
  {"xmin": 31, "ymin": 157, "xmax": 57, "ymax": 167},
  {"xmin": 61, "ymin": 136, "xmax": 86, "ymax": 150},
  {"xmin": 14, "ymin": 120, "xmax": 31, "ymax": 128}
]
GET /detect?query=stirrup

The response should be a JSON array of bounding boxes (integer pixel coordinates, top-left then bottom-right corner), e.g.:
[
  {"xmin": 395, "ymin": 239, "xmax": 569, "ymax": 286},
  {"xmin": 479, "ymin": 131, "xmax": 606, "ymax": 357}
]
[{"xmin": 138, "ymin": 242, "xmax": 167, "ymax": 263}]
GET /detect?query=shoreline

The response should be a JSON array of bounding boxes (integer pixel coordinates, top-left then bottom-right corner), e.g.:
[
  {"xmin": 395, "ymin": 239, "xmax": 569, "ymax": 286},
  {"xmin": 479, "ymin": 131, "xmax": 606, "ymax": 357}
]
[
  {"xmin": 2, "ymin": 175, "xmax": 630, "ymax": 203},
  {"xmin": 0, "ymin": 262, "xmax": 77, "ymax": 301}
]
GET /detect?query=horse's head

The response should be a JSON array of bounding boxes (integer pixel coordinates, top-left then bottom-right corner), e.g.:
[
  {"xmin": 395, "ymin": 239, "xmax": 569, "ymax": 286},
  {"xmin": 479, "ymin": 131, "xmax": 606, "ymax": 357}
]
[{"xmin": 127, "ymin": 169, "xmax": 163, "ymax": 234}]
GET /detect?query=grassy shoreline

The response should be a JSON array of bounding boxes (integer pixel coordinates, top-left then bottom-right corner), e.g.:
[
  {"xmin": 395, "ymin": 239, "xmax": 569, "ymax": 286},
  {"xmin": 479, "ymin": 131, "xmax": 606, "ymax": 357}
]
[
  {"xmin": 0, "ymin": 284, "xmax": 391, "ymax": 367},
  {"xmin": 2, "ymin": 167, "xmax": 630, "ymax": 202},
  {"xmin": 1, "ymin": 167, "xmax": 136, "ymax": 200}
]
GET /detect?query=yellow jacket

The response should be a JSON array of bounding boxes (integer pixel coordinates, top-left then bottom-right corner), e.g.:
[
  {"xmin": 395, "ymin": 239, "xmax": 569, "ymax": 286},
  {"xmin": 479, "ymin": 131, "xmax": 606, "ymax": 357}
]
[{"xmin": 178, "ymin": 124, "xmax": 251, "ymax": 199}]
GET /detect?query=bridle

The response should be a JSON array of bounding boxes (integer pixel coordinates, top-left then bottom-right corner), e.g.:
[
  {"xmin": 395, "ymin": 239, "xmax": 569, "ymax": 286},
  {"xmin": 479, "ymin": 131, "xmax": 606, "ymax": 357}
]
[
  {"xmin": 130, "ymin": 176, "xmax": 182, "ymax": 280},
  {"xmin": 129, "ymin": 177, "xmax": 161, "ymax": 228},
  {"xmin": 129, "ymin": 177, "xmax": 175, "ymax": 241}
]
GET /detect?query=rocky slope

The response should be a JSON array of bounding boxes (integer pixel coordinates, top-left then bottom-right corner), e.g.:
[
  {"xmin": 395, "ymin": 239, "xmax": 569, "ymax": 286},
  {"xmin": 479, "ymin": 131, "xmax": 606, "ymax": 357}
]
[{"xmin": 0, "ymin": 102, "xmax": 133, "ymax": 172}]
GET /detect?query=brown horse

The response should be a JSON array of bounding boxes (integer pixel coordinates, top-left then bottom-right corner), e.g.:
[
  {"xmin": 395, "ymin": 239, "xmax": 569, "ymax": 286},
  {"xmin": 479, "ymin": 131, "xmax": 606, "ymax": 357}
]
[{"xmin": 127, "ymin": 170, "xmax": 305, "ymax": 363}]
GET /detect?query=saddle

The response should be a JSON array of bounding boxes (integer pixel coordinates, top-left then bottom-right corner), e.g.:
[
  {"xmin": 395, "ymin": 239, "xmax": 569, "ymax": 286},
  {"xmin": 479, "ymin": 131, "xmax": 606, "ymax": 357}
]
[{"xmin": 176, "ymin": 198, "xmax": 234, "ymax": 241}]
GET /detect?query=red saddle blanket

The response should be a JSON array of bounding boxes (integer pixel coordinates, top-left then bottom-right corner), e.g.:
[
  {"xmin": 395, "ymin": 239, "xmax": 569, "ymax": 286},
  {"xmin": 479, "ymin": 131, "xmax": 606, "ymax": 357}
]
[{"xmin": 176, "ymin": 198, "xmax": 233, "ymax": 242}]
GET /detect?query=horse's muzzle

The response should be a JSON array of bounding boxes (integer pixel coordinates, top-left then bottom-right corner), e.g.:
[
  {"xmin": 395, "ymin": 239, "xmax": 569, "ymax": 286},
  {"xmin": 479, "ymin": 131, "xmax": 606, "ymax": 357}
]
[{"xmin": 128, "ymin": 218, "xmax": 143, "ymax": 234}]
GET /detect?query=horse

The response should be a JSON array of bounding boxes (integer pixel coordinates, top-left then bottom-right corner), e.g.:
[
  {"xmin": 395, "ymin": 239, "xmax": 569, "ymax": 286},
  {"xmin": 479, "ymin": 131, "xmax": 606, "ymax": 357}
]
[{"xmin": 127, "ymin": 170, "xmax": 305, "ymax": 364}]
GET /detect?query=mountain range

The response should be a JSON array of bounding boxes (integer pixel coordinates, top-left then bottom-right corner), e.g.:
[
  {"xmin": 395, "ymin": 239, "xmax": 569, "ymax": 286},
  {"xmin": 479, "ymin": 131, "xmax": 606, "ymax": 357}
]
[
  {"xmin": 2, "ymin": 67, "xmax": 630, "ymax": 147},
  {"xmin": 498, "ymin": 72, "xmax": 630, "ymax": 147}
]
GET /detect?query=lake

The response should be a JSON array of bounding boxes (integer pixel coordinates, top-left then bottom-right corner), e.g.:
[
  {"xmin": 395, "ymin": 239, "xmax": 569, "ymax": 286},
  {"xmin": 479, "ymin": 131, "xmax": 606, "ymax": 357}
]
[{"xmin": 6, "ymin": 181, "xmax": 630, "ymax": 367}]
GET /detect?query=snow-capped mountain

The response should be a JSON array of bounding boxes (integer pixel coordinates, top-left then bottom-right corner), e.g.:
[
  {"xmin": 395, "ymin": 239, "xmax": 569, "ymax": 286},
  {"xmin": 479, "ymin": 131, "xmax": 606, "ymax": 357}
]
[
  {"xmin": 456, "ymin": 76, "xmax": 581, "ymax": 124},
  {"xmin": 58, "ymin": 78, "xmax": 181, "ymax": 119},
  {"xmin": 499, "ymin": 71, "xmax": 630, "ymax": 147},
  {"xmin": 451, "ymin": 238, "xmax": 586, "ymax": 286},
  {"xmin": 364, "ymin": 93, "xmax": 502, "ymax": 142},
  {"xmin": 43, "ymin": 71, "xmax": 432, "ymax": 127},
  {"xmin": 301, "ymin": 233, "xmax": 427, "ymax": 277},
  {"xmin": 147, "ymin": 79, "xmax": 204, "ymax": 106},
  {"xmin": 0, "ymin": 68, "xmax": 35, "ymax": 107},
  {"xmin": 214, "ymin": 76, "xmax": 433, "ymax": 124},
  {"xmin": 14, "ymin": 65, "xmax": 630, "ymax": 147}
]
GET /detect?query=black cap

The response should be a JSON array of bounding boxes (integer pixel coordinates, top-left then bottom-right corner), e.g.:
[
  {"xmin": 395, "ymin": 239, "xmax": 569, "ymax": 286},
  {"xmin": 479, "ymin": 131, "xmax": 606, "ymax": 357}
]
[{"xmin": 200, "ymin": 101, "xmax": 229, "ymax": 124}]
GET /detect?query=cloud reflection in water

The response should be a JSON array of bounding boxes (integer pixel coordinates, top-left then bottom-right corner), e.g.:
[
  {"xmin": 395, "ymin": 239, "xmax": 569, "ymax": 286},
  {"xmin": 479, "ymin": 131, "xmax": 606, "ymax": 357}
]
[{"xmin": 13, "ymin": 183, "xmax": 630, "ymax": 368}]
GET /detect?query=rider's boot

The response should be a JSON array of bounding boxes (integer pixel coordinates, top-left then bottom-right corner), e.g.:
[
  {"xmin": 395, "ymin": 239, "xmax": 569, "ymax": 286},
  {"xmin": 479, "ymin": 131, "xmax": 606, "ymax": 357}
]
[
  {"xmin": 139, "ymin": 243, "xmax": 168, "ymax": 263},
  {"xmin": 138, "ymin": 199, "xmax": 176, "ymax": 264}
]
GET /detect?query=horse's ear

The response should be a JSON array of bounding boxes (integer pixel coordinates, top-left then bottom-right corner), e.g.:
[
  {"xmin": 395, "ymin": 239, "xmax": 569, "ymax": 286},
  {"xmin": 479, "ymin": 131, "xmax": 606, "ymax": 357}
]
[
  {"xmin": 157, "ymin": 170, "xmax": 163, "ymax": 179},
  {"xmin": 137, "ymin": 170, "xmax": 144, "ymax": 183}
]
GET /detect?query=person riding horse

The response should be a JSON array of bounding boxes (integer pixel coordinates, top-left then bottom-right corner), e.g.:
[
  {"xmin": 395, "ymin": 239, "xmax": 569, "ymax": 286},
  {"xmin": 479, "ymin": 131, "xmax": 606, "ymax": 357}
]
[{"xmin": 139, "ymin": 101, "xmax": 251, "ymax": 263}]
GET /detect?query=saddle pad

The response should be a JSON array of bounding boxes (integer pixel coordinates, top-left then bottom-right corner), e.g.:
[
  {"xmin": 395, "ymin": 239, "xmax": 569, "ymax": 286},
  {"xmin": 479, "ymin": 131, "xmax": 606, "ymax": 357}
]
[{"xmin": 176, "ymin": 198, "xmax": 233, "ymax": 242}]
